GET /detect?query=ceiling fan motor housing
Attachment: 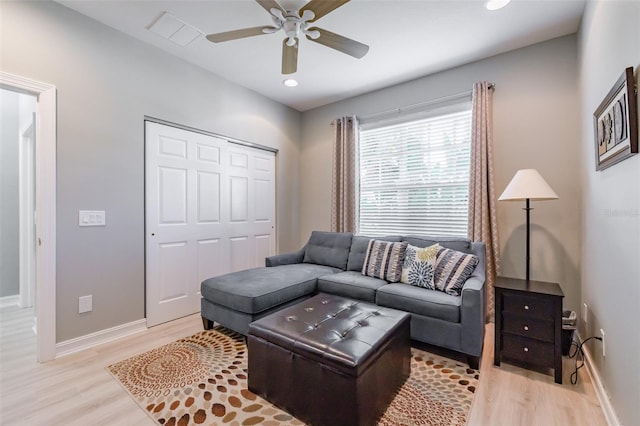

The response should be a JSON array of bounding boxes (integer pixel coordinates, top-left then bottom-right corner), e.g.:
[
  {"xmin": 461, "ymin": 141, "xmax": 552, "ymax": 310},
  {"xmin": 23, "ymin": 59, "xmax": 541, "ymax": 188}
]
[
  {"xmin": 283, "ymin": 18, "xmax": 301, "ymax": 46},
  {"xmin": 280, "ymin": 9, "xmax": 319, "ymax": 45}
]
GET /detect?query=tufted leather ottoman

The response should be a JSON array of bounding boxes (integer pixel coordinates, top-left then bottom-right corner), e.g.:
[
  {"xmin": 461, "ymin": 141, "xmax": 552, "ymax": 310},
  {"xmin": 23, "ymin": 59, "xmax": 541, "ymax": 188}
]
[{"xmin": 247, "ymin": 293, "xmax": 411, "ymax": 426}]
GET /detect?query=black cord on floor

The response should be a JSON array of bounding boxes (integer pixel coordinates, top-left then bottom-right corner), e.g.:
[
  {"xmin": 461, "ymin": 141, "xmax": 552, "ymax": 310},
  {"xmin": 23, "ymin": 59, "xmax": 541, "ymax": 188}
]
[{"xmin": 568, "ymin": 335, "xmax": 603, "ymax": 385}]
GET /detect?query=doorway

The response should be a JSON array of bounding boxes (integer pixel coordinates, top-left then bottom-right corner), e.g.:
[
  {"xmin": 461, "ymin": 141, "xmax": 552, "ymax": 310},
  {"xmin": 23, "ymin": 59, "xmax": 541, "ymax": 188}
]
[
  {"xmin": 0, "ymin": 72, "xmax": 57, "ymax": 362},
  {"xmin": 1, "ymin": 89, "xmax": 36, "ymax": 343}
]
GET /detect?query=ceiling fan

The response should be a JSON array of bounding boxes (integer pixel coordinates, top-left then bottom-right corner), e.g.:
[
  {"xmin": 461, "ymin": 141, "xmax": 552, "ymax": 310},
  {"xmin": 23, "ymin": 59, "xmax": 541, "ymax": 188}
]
[{"xmin": 205, "ymin": 0, "xmax": 369, "ymax": 75}]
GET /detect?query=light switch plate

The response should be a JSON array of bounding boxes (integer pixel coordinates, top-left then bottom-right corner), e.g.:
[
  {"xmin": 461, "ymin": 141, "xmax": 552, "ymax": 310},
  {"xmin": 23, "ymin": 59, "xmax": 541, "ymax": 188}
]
[
  {"xmin": 79, "ymin": 210, "xmax": 106, "ymax": 227},
  {"xmin": 79, "ymin": 295, "xmax": 92, "ymax": 313}
]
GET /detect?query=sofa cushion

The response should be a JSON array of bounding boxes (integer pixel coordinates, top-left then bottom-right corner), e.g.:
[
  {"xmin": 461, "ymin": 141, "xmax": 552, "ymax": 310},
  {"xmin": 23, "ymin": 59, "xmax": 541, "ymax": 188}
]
[
  {"xmin": 346, "ymin": 235, "xmax": 402, "ymax": 272},
  {"xmin": 403, "ymin": 236, "xmax": 473, "ymax": 254},
  {"xmin": 362, "ymin": 240, "xmax": 408, "ymax": 283},
  {"xmin": 201, "ymin": 264, "xmax": 340, "ymax": 314},
  {"xmin": 376, "ymin": 284, "xmax": 461, "ymax": 323},
  {"xmin": 401, "ymin": 244, "xmax": 439, "ymax": 289},
  {"xmin": 303, "ymin": 231, "xmax": 353, "ymax": 270},
  {"xmin": 317, "ymin": 271, "xmax": 388, "ymax": 303},
  {"xmin": 434, "ymin": 247, "xmax": 479, "ymax": 296}
]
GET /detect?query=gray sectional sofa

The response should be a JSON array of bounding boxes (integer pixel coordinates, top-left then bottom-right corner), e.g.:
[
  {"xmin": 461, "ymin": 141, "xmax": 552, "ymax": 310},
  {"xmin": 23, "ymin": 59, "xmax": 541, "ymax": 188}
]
[{"xmin": 201, "ymin": 231, "xmax": 486, "ymax": 368}]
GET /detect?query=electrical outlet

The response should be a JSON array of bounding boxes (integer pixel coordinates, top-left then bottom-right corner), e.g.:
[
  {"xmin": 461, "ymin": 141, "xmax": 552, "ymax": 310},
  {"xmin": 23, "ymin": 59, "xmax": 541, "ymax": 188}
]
[
  {"xmin": 79, "ymin": 295, "xmax": 92, "ymax": 313},
  {"xmin": 600, "ymin": 329, "xmax": 605, "ymax": 357},
  {"xmin": 582, "ymin": 303, "xmax": 588, "ymax": 323}
]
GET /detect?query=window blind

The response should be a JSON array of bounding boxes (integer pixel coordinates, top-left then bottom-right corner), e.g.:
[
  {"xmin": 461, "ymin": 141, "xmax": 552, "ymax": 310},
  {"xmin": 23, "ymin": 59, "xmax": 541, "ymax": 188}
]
[{"xmin": 358, "ymin": 107, "xmax": 472, "ymax": 237}]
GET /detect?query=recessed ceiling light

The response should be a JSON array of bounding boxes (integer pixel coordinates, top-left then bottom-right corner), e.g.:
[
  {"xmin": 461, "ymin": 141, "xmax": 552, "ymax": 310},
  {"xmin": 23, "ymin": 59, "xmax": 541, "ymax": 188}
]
[
  {"xmin": 485, "ymin": 0, "xmax": 511, "ymax": 10},
  {"xmin": 283, "ymin": 79, "xmax": 298, "ymax": 87}
]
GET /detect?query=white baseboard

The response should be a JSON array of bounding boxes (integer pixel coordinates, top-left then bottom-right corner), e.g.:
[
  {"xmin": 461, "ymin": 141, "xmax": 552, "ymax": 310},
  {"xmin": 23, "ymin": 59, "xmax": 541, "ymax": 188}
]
[
  {"xmin": 578, "ymin": 332, "xmax": 621, "ymax": 426},
  {"xmin": 56, "ymin": 319, "xmax": 147, "ymax": 358},
  {"xmin": 0, "ymin": 295, "xmax": 19, "ymax": 308}
]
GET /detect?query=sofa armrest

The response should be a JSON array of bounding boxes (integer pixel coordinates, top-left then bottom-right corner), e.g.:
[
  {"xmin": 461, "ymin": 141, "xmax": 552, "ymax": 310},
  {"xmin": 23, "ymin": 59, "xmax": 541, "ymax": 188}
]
[
  {"xmin": 460, "ymin": 275, "xmax": 486, "ymax": 357},
  {"xmin": 265, "ymin": 247, "xmax": 306, "ymax": 267}
]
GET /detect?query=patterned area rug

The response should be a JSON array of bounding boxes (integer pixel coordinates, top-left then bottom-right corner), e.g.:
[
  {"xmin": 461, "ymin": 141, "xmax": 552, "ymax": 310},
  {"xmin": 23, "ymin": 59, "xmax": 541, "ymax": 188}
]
[{"xmin": 108, "ymin": 327, "xmax": 478, "ymax": 426}]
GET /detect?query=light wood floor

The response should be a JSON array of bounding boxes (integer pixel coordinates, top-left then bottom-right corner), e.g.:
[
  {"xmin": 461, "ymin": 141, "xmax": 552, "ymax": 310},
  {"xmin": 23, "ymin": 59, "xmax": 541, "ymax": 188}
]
[{"xmin": 0, "ymin": 305, "xmax": 607, "ymax": 426}]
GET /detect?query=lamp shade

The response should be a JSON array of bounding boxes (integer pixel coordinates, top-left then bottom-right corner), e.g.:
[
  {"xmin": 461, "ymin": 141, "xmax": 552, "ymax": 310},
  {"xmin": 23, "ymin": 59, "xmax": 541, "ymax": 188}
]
[{"xmin": 499, "ymin": 169, "xmax": 559, "ymax": 201}]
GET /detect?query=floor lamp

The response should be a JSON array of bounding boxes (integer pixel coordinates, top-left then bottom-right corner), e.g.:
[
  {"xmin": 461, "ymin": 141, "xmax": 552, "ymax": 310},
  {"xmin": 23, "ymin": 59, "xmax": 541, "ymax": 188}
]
[{"xmin": 499, "ymin": 169, "xmax": 558, "ymax": 281}]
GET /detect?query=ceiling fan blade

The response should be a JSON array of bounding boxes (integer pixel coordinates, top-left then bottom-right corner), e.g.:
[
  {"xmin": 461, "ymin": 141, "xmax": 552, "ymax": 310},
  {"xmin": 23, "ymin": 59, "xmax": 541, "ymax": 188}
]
[
  {"xmin": 306, "ymin": 27, "xmax": 368, "ymax": 58},
  {"xmin": 300, "ymin": 0, "xmax": 350, "ymax": 23},
  {"xmin": 282, "ymin": 38, "xmax": 298, "ymax": 74},
  {"xmin": 206, "ymin": 26, "xmax": 272, "ymax": 43},
  {"xmin": 256, "ymin": 0, "xmax": 285, "ymax": 15}
]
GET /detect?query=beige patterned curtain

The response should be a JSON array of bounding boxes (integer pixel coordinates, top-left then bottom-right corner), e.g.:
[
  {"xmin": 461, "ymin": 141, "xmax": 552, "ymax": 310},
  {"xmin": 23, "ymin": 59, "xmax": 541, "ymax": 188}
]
[
  {"xmin": 469, "ymin": 82, "xmax": 500, "ymax": 322},
  {"xmin": 331, "ymin": 116, "xmax": 359, "ymax": 233}
]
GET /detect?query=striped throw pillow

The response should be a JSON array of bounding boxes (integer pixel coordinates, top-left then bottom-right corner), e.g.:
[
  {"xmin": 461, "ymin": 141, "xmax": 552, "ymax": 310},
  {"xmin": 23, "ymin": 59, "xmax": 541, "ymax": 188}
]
[
  {"xmin": 434, "ymin": 247, "xmax": 479, "ymax": 296},
  {"xmin": 362, "ymin": 240, "xmax": 408, "ymax": 283}
]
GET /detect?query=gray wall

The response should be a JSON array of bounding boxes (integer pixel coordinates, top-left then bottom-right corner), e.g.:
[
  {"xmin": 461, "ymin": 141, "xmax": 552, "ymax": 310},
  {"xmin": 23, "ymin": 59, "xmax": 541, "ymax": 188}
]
[
  {"xmin": 1, "ymin": 1, "xmax": 301, "ymax": 342},
  {"xmin": 578, "ymin": 1, "xmax": 640, "ymax": 424},
  {"xmin": 300, "ymin": 35, "xmax": 582, "ymax": 315},
  {"xmin": 0, "ymin": 89, "xmax": 19, "ymax": 298}
]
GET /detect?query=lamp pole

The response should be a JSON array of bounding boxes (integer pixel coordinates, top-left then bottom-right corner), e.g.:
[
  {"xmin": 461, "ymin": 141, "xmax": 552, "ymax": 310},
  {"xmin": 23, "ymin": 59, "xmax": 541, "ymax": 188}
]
[{"xmin": 525, "ymin": 198, "xmax": 531, "ymax": 281}]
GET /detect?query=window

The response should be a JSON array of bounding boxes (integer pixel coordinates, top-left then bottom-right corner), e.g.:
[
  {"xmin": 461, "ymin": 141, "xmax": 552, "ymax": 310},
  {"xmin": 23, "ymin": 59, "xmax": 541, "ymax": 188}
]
[{"xmin": 358, "ymin": 103, "xmax": 472, "ymax": 237}]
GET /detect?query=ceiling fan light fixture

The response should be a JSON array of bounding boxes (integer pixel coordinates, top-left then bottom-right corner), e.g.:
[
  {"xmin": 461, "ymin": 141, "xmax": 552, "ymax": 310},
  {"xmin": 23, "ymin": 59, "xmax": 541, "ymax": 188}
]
[
  {"xmin": 283, "ymin": 78, "xmax": 298, "ymax": 87},
  {"xmin": 300, "ymin": 9, "xmax": 315, "ymax": 22},
  {"xmin": 270, "ymin": 7, "xmax": 285, "ymax": 22},
  {"xmin": 306, "ymin": 29, "xmax": 321, "ymax": 39},
  {"xmin": 485, "ymin": 0, "xmax": 511, "ymax": 10}
]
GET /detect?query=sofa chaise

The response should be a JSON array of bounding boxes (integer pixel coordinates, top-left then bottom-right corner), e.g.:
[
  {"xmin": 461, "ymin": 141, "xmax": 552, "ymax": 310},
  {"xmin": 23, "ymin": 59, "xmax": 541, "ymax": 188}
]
[{"xmin": 201, "ymin": 231, "xmax": 486, "ymax": 368}]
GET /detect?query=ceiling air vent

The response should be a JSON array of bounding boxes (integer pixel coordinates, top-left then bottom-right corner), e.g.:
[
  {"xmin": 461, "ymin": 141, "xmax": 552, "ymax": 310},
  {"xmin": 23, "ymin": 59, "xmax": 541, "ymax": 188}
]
[{"xmin": 148, "ymin": 12, "xmax": 202, "ymax": 47}]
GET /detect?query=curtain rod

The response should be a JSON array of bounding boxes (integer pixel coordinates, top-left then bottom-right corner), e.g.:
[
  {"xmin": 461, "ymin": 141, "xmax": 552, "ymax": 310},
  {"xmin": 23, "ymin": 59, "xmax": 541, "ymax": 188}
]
[{"xmin": 334, "ymin": 83, "xmax": 495, "ymax": 124}]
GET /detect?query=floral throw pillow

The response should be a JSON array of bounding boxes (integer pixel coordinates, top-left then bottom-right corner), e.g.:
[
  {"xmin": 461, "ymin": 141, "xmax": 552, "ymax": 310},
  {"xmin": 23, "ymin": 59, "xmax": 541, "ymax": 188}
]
[{"xmin": 401, "ymin": 244, "xmax": 440, "ymax": 289}]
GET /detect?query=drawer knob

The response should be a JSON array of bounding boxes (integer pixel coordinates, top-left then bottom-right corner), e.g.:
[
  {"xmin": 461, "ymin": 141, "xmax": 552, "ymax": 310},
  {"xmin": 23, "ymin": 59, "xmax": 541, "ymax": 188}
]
[
  {"xmin": 524, "ymin": 325, "xmax": 529, "ymax": 331},
  {"xmin": 524, "ymin": 305, "xmax": 530, "ymax": 310},
  {"xmin": 524, "ymin": 347, "xmax": 529, "ymax": 352}
]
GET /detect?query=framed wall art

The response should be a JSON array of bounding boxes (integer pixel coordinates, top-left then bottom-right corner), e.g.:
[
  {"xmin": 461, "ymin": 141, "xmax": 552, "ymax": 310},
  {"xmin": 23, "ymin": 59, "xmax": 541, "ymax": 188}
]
[{"xmin": 594, "ymin": 67, "xmax": 638, "ymax": 171}]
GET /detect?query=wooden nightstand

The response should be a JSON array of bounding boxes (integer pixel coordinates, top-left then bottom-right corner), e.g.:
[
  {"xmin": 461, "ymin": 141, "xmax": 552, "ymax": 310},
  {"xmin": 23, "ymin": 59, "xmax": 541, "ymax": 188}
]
[{"xmin": 494, "ymin": 276, "xmax": 564, "ymax": 384}]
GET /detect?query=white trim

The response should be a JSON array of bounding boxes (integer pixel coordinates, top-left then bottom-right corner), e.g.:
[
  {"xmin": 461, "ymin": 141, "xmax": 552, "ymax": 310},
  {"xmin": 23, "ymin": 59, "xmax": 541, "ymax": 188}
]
[
  {"xmin": 578, "ymin": 332, "xmax": 621, "ymax": 426},
  {"xmin": 56, "ymin": 319, "xmax": 147, "ymax": 358},
  {"xmin": 0, "ymin": 295, "xmax": 20, "ymax": 308},
  {"xmin": 0, "ymin": 71, "xmax": 57, "ymax": 363}
]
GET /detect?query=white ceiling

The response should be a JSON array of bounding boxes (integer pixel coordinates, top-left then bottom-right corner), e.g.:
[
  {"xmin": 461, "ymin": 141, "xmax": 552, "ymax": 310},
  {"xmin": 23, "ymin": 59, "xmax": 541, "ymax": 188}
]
[{"xmin": 56, "ymin": 0, "xmax": 586, "ymax": 112}]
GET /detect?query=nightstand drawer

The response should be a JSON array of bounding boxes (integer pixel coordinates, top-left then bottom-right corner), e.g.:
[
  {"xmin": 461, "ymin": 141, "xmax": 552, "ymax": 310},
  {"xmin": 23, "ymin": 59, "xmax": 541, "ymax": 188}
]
[
  {"xmin": 502, "ymin": 335, "xmax": 554, "ymax": 366},
  {"xmin": 503, "ymin": 314, "xmax": 554, "ymax": 342},
  {"xmin": 503, "ymin": 293, "xmax": 553, "ymax": 320}
]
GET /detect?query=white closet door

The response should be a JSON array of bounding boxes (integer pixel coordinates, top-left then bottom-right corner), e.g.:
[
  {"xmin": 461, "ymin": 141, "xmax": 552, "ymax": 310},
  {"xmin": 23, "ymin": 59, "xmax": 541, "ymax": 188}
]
[
  {"xmin": 145, "ymin": 122, "xmax": 275, "ymax": 327},
  {"xmin": 226, "ymin": 144, "xmax": 276, "ymax": 272}
]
